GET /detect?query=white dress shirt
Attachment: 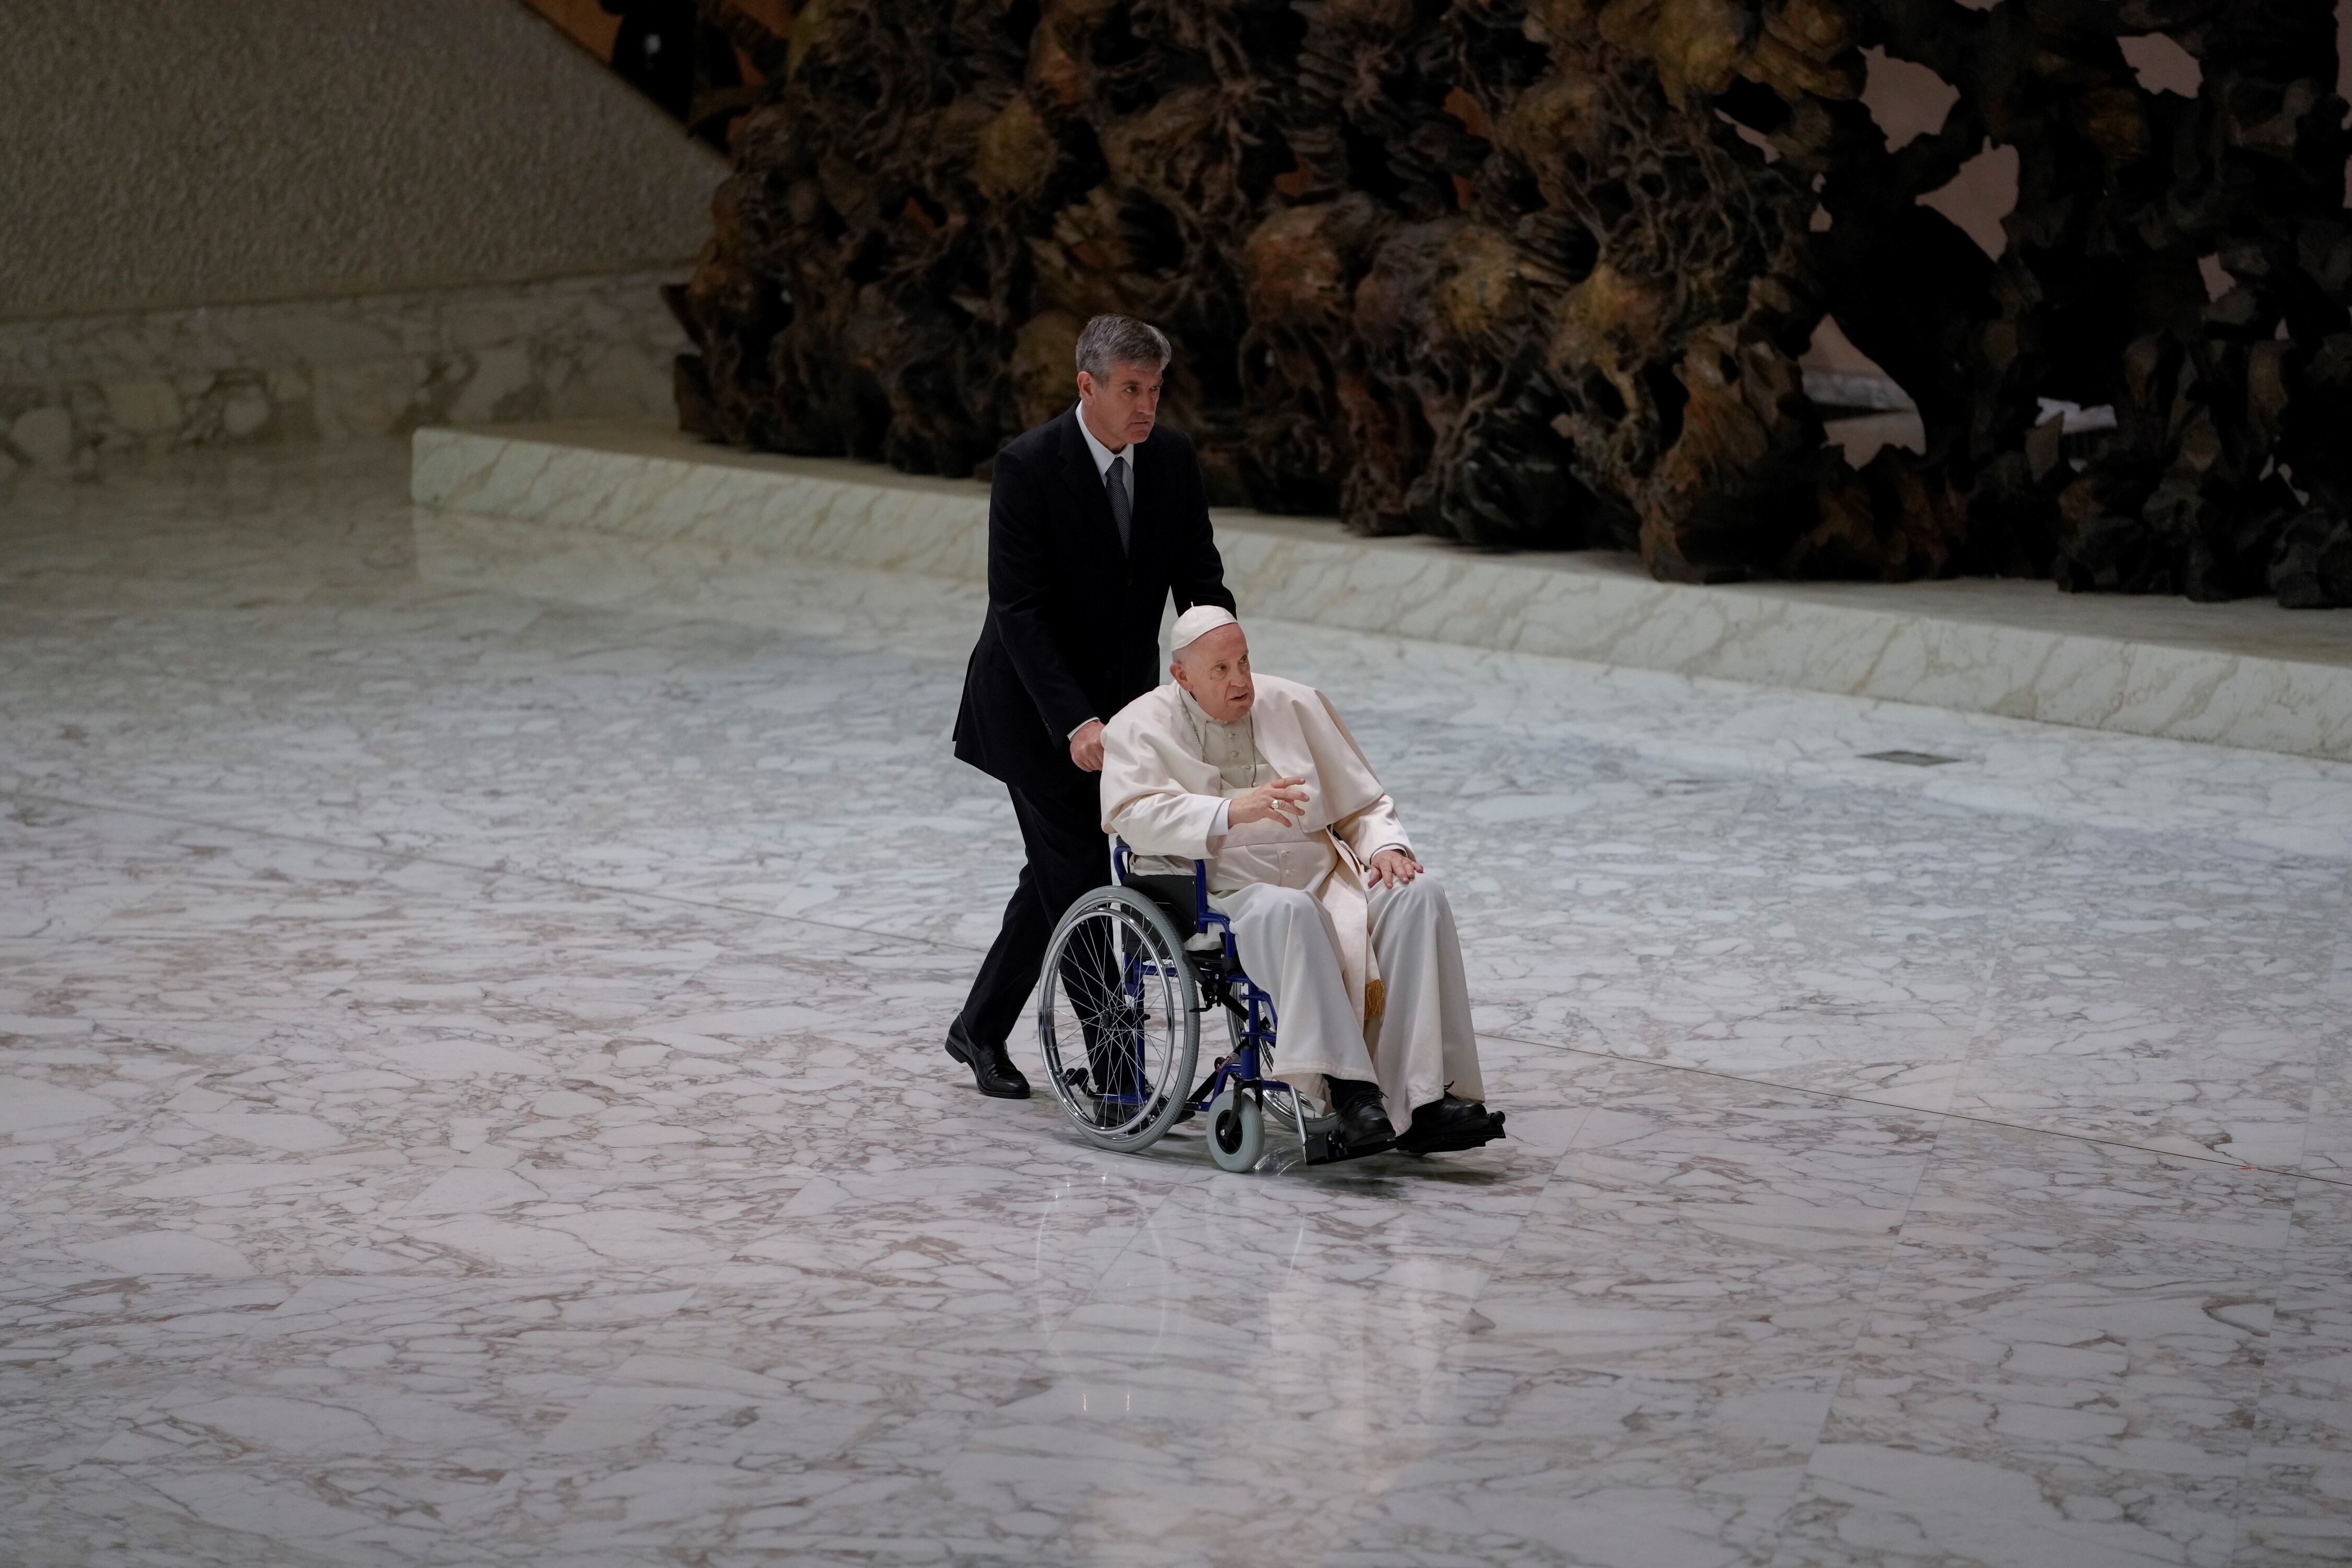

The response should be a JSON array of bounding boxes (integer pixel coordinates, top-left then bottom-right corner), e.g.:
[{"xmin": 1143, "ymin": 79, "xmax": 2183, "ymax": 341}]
[{"xmin": 1074, "ymin": 401, "xmax": 1137, "ymax": 500}]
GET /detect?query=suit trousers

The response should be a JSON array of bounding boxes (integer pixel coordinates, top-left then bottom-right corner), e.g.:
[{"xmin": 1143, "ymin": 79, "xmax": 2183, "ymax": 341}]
[{"xmin": 958, "ymin": 781, "xmax": 1111, "ymax": 1051}]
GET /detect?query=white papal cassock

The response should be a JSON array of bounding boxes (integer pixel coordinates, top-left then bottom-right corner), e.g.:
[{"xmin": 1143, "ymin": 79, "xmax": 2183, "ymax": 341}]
[{"xmin": 1099, "ymin": 674, "xmax": 1484, "ymax": 1133}]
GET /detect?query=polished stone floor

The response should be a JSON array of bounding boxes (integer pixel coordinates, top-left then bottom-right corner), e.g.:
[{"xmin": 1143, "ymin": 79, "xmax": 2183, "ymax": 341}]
[{"xmin": 3, "ymin": 442, "xmax": 2350, "ymax": 1567}]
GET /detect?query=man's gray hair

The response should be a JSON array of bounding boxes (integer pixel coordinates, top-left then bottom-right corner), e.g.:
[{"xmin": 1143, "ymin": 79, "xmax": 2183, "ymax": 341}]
[{"xmin": 1075, "ymin": 314, "xmax": 1172, "ymax": 382}]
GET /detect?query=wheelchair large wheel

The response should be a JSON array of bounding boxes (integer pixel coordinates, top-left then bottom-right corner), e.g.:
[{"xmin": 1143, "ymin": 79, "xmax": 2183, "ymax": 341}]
[{"xmin": 1037, "ymin": 885, "xmax": 1200, "ymax": 1153}]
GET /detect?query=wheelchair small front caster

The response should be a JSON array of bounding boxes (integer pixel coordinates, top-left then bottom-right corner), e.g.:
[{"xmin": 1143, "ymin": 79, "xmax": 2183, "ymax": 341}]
[{"xmin": 1207, "ymin": 1083, "xmax": 1263, "ymax": 1173}]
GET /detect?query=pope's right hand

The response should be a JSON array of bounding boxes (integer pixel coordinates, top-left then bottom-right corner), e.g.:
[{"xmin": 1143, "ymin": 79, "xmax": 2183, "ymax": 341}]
[{"xmin": 1229, "ymin": 775, "xmax": 1308, "ymax": 828}]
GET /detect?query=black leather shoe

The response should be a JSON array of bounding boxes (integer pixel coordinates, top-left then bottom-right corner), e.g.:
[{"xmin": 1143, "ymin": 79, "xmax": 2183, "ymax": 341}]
[
  {"xmin": 1394, "ymin": 1093, "xmax": 1505, "ymax": 1155},
  {"xmin": 946, "ymin": 1022, "xmax": 1030, "ymax": 1099},
  {"xmin": 1324, "ymin": 1077, "xmax": 1396, "ymax": 1156}
]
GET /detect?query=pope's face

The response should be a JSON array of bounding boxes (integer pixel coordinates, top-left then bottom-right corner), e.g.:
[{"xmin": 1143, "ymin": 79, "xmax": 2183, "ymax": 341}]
[
  {"xmin": 1171, "ymin": 625, "xmax": 1254, "ymax": 722},
  {"xmin": 1076, "ymin": 360, "xmax": 1161, "ymax": 449}
]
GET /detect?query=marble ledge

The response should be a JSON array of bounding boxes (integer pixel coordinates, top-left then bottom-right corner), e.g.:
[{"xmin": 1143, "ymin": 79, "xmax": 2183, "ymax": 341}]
[
  {"xmin": 410, "ymin": 419, "xmax": 2352, "ymax": 763},
  {"xmin": 1, "ymin": 272, "xmax": 689, "ymax": 472}
]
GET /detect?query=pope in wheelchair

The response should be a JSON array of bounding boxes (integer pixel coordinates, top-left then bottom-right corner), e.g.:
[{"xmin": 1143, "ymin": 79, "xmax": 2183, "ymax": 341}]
[{"xmin": 1034, "ymin": 604, "xmax": 1505, "ymax": 1169}]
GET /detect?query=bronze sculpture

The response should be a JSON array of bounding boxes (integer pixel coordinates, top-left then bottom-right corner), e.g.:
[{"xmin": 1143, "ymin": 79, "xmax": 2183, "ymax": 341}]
[{"xmin": 670, "ymin": 0, "xmax": 2351, "ymax": 606}]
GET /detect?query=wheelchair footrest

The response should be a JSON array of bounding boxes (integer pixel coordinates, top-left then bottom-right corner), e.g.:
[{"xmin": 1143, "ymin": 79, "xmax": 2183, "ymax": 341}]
[{"xmin": 1302, "ymin": 1129, "xmax": 1393, "ymax": 1165}]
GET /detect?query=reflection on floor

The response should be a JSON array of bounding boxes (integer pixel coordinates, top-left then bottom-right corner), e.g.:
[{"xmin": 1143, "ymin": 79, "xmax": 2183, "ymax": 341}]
[{"xmin": 3, "ymin": 442, "xmax": 2349, "ymax": 1566}]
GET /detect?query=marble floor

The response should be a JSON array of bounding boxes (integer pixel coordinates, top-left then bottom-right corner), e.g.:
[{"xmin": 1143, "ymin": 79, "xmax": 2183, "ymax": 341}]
[{"xmin": 3, "ymin": 442, "xmax": 2350, "ymax": 1568}]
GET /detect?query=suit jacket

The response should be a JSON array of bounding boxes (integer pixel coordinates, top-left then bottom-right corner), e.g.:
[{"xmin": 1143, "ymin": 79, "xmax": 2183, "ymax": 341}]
[{"xmin": 953, "ymin": 407, "xmax": 1236, "ymax": 795}]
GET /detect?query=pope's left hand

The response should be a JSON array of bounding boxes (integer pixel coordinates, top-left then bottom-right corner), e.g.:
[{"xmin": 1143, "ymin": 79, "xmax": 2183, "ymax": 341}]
[{"xmin": 1367, "ymin": 848, "xmax": 1422, "ymax": 887}]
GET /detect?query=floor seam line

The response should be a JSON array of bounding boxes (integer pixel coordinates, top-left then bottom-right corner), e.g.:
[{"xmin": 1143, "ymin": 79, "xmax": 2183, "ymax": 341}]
[
  {"xmin": 17, "ymin": 785, "xmax": 2339, "ymax": 1190},
  {"xmin": 5, "ymin": 787, "xmax": 987, "ymax": 958},
  {"xmin": 1486, "ymin": 1028, "xmax": 2350, "ymax": 1190}
]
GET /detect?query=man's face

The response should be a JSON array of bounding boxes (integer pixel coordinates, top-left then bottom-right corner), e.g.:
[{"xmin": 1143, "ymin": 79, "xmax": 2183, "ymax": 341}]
[
  {"xmin": 1076, "ymin": 360, "xmax": 1162, "ymax": 449},
  {"xmin": 1171, "ymin": 625, "xmax": 1254, "ymax": 723}
]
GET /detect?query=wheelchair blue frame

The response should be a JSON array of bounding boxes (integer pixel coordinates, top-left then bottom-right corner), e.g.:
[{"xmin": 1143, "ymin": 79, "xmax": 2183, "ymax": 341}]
[{"xmin": 1111, "ymin": 842, "xmax": 1334, "ymax": 1159}]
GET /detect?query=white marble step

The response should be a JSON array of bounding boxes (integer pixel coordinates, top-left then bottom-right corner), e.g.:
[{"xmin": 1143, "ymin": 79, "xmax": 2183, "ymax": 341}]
[{"xmin": 412, "ymin": 418, "xmax": 2352, "ymax": 762}]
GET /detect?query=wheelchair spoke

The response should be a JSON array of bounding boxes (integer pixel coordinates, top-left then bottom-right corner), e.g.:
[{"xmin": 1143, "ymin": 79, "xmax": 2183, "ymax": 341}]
[{"xmin": 1037, "ymin": 897, "xmax": 1196, "ymax": 1145}]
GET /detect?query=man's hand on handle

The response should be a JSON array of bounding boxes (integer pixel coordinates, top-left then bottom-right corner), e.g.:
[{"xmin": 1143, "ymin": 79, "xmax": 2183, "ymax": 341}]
[
  {"xmin": 1229, "ymin": 775, "xmax": 1308, "ymax": 828},
  {"xmin": 1367, "ymin": 847, "xmax": 1423, "ymax": 887},
  {"xmin": 1068, "ymin": 719, "xmax": 1106, "ymax": 773}
]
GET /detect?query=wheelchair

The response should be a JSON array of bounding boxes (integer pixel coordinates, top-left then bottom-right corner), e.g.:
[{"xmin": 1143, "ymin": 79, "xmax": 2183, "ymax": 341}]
[{"xmin": 1035, "ymin": 841, "xmax": 1362, "ymax": 1172}]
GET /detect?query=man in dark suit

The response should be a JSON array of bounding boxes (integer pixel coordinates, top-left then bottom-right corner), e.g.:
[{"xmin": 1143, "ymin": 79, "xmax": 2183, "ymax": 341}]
[{"xmin": 947, "ymin": 315, "xmax": 1237, "ymax": 1097}]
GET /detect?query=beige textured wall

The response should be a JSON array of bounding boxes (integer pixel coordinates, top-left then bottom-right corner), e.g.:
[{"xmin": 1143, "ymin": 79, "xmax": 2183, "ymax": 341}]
[{"xmin": 0, "ymin": 0, "xmax": 724, "ymax": 321}]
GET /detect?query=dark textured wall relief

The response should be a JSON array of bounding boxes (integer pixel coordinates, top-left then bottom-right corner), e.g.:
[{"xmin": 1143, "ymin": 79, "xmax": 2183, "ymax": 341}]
[{"xmin": 671, "ymin": 0, "xmax": 2352, "ymax": 606}]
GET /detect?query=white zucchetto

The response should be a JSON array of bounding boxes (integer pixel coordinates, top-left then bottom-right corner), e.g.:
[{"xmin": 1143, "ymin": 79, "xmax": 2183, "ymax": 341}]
[{"xmin": 1169, "ymin": 605, "xmax": 1239, "ymax": 652}]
